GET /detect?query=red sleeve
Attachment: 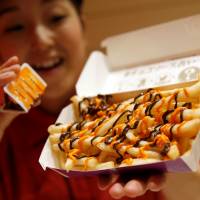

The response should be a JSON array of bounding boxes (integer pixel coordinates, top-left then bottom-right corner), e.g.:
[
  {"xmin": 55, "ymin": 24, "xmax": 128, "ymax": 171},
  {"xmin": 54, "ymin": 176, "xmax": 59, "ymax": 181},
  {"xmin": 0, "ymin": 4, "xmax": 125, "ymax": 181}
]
[{"xmin": 0, "ymin": 87, "xmax": 4, "ymax": 107}]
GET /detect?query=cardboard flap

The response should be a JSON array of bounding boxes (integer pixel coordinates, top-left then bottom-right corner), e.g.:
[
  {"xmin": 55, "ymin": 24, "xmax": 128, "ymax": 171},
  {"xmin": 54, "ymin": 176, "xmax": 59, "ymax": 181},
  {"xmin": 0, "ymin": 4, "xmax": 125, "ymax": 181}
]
[
  {"xmin": 39, "ymin": 139, "xmax": 57, "ymax": 170},
  {"xmin": 76, "ymin": 51, "xmax": 109, "ymax": 97},
  {"xmin": 39, "ymin": 105, "xmax": 74, "ymax": 170},
  {"xmin": 76, "ymin": 49, "xmax": 200, "ymax": 97},
  {"xmin": 101, "ymin": 15, "xmax": 200, "ymax": 69},
  {"xmin": 181, "ymin": 132, "xmax": 200, "ymax": 171}
]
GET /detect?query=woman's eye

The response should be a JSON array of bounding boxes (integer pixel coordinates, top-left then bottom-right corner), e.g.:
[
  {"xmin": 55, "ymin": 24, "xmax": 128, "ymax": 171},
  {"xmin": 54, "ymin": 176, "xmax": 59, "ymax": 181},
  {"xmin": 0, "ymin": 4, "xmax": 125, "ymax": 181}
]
[
  {"xmin": 50, "ymin": 15, "xmax": 66, "ymax": 24},
  {"xmin": 5, "ymin": 24, "xmax": 24, "ymax": 33}
]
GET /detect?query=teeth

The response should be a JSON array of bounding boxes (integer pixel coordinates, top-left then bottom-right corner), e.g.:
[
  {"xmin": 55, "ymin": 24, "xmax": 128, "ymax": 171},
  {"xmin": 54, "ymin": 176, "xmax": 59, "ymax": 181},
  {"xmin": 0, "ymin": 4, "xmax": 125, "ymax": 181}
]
[{"xmin": 33, "ymin": 58, "xmax": 61, "ymax": 69}]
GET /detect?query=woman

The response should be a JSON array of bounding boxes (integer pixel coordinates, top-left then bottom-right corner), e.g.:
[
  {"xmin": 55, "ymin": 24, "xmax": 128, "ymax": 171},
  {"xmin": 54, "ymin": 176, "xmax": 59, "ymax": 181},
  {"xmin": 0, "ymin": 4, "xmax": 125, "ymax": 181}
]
[{"xmin": 0, "ymin": 0, "xmax": 165, "ymax": 199}]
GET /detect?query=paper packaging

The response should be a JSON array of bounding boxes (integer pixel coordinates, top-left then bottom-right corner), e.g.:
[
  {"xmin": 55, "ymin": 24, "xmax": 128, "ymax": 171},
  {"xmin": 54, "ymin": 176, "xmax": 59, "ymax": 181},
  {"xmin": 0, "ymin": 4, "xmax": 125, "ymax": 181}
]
[
  {"xmin": 0, "ymin": 63, "xmax": 47, "ymax": 113},
  {"xmin": 39, "ymin": 15, "xmax": 200, "ymax": 177}
]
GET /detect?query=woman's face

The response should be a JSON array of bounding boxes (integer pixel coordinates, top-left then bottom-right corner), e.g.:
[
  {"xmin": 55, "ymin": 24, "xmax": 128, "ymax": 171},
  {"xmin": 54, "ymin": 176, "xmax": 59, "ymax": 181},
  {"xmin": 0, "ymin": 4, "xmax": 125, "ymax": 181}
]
[{"xmin": 0, "ymin": 0, "xmax": 86, "ymax": 108}]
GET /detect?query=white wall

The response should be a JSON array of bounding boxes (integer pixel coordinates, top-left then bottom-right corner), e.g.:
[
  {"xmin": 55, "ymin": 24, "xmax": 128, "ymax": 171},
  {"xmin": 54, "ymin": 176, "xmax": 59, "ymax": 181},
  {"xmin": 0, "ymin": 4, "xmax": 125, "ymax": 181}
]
[{"xmin": 84, "ymin": 0, "xmax": 200, "ymax": 52}]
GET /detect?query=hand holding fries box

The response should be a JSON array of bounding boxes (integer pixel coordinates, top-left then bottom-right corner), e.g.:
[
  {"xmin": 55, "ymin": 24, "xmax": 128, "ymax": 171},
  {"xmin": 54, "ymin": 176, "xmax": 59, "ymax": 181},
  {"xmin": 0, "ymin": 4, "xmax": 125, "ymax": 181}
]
[
  {"xmin": 39, "ymin": 15, "xmax": 200, "ymax": 177},
  {"xmin": 0, "ymin": 63, "xmax": 47, "ymax": 112}
]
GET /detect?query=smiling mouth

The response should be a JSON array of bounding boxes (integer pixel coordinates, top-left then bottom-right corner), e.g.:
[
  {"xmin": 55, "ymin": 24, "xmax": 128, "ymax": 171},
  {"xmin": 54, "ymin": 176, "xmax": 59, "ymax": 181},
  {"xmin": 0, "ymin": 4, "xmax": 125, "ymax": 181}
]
[{"xmin": 31, "ymin": 58, "xmax": 64, "ymax": 72}]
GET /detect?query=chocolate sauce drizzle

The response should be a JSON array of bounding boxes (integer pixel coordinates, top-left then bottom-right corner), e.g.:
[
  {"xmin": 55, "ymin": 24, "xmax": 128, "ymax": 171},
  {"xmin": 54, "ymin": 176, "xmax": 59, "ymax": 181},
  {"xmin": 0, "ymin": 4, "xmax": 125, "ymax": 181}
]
[
  {"xmin": 162, "ymin": 110, "xmax": 174, "ymax": 123},
  {"xmin": 57, "ymin": 87, "xmax": 191, "ymax": 162}
]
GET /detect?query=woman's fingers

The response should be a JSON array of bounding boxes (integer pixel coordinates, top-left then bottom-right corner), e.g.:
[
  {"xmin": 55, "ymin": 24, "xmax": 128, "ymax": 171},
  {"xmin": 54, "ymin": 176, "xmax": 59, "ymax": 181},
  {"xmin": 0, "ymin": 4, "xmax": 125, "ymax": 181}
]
[
  {"xmin": 123, "ymin": 179, "xmax": 147, "ymax": 198},
  {"xmin": 0, "ymin": 71, "xmax": 18, "ymax": 86},
  {"xmin": 0, "ymin": 57, "xmax": 20, "ymax": 87},
  {"xmin": 0, "ymin": 64, "xmax": 20, "ymax": 74},
  {"xmin": 0, "ymin": 56, "xmax": 19, "ymax": 70},
  {"xmin": 108, "ymin": 183, "xmax": 125, "ymax": 199},
  {"xmin": 98, "ymin": 174, "xmax": 119, "ymax": 191},
  {"xmin": 108, "ymin": 173, "xmax": 166, "ymax": 199},
  {"xmin": 147, "ymin": 174, "xmax": 166, "ymax": 192}
]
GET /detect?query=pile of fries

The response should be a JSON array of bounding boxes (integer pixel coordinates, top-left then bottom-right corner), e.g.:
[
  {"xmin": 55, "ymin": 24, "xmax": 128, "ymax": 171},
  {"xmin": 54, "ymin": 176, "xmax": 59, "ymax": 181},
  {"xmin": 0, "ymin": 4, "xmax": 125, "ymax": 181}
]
[{"xmin": 48, "ymin": 81, "xmax": 200, "ymax": 171}]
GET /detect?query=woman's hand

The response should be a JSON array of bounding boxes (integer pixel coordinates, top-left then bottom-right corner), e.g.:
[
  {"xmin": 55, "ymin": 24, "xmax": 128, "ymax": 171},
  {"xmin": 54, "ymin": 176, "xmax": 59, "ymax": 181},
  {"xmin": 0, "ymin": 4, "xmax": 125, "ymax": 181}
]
[
  {"xmin": 98, "ymin": 172, "xmax": 166, "ymax": 199},
  {"xmin": 0, "ymin": 56, "xmax": 20, "ymax": 86},
  {"xmin": 0, "ymin": 56, "xmax": 21, "ymax": 140}
]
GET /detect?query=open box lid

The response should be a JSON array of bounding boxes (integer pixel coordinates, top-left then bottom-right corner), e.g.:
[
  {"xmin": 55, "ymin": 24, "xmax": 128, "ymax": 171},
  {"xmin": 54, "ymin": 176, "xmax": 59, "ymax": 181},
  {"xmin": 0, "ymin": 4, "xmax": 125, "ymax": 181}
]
[
  {"xmin": 76, "ymin": 15, "xmax": 200, "ymax": 97},
  {"xmin": 101, "ymin": 14, "xmax": 200, "ymax": 69}
]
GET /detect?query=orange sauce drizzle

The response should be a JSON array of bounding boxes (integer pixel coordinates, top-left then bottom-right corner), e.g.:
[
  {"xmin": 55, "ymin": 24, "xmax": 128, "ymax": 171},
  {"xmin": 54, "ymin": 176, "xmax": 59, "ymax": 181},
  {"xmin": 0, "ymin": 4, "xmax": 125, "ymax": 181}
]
[
  {"xmin": 140, "ymin": 117, "xmax": 150, "ymax": 138},
  {"xmin": 61, "ymin": 127, "xmax": 66, "ymax": 133},
  {"xmin": 139, "ymin": 147, "xmax": 146, "ymax": 158},
  {"xmin": 160, "ymin": 124, "xmax": 171, "ymax": 138},
  {"xmin": 116, "ymin": 143, "xmax": 124, "ymax": 152},
  {"xmin": 142, "ymin": 92, "xmax": 150, "ymax": 103},
  {"xmin": 155, "ymin": 98, "xmax": 165, "ymax": 120},
  {"xmin": 134, "ymin": 105, "xmax": 143, "ymax": 119},
  {"xmin": 129, "ymin": 117, "xmax": 136, "ymax": 126},
  {"xmin": 122, "ymin": 158, "xmax": 133, "ymax": 165},
  {"xmin": 166, "ymin": 94, "xmax": 175, "ymax": 110},
  {"xmin": 124, "ymin": 145, "xmax": 133, "ymax": 153},
  {"xmin": 78, "ymin": 135, "xmax": 90, "ymax": 152},
  {"xmin": 63, "ymin": 139, "xmax": 70, "ymax": 151},
  {"xmin": 93, "ymin": 117, "xmax": 110, "ymax": 136},
  {"xmin": 97, "ymin": 110, "xmax": 105, "ymax": 117},
  {"xmin": 154, "ymin": 134, "xmax": 169, "ymax": 149},
  {"xmin": 109, "ymin": 135, "xmax": 119, "ymax": 147},
  {"xmin": 68, "ymin": 149, "xmax": 79, "ymax": 162},
  {"xmin": 170, "ymin": 107, "xmax": 184, "ymax": 123},
  {"xmin": 84, "ymin": 157, "xmax": 94, "ymax": 170}
]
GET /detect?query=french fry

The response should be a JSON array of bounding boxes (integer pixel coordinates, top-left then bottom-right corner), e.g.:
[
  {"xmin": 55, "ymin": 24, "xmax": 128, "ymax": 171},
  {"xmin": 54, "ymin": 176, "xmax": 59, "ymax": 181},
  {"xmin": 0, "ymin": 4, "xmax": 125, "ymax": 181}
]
[
  {"xmin": 119, "ymin": 158, "xmax": 160, "ymax": 167},
  {"xmin": 167, "ymin": 142, "xmax": 180, "ymax": 159},
  {"xmin": 48, "ymin": 80, "xmax": 200, "ymax": 171},
  {"xmin": 127, "ymin": 146, "xmax": 162, "ymax": 159},
  {"xmin": 160, "ymin": 81, "xmax": 200, "ymax": 102},
  {"xmin": 48, "ymin": 123, "xmax": 69, "ymax": 134},
  {"xmin": 172, "ymin": 119, "xmax": 200, "ymax": 138},
  {"xmin": 95, "ymin": 161, "xmax": 115, "ymax": 170}
]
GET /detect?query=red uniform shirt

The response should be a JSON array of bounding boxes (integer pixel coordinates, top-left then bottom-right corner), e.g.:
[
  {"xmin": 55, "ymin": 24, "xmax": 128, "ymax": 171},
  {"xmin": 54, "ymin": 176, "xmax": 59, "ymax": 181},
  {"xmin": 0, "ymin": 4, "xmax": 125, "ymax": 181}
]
[{"xmin": 0, "ymin": 107, "xmax": 165, "ymax": 200}]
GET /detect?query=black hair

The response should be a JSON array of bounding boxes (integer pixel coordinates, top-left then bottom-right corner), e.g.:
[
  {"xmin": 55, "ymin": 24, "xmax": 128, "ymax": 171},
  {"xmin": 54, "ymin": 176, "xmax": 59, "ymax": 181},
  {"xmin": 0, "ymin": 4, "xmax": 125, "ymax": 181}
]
[{"xmin": 70, "ymin": 0, "xmax": 83, "ymax": 14}]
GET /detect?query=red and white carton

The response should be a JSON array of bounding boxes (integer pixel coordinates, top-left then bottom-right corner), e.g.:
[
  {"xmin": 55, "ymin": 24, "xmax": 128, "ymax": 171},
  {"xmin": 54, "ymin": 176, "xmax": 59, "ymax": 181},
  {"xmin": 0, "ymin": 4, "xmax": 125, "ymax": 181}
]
[{"xmin": 39, "ymin": 15, "xmax": 200, "ymax": 177}]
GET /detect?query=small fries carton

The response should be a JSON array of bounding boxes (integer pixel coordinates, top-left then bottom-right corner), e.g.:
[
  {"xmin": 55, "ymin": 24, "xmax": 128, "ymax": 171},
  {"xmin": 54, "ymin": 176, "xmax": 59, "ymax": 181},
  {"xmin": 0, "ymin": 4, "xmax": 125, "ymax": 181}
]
[
  {"xmin": 39, "ymin": 15, "xmax": 200, "ymax": 177},
  {"xmin": 0, "ymin": 63, "xmax": 47, "ymax": 112}
]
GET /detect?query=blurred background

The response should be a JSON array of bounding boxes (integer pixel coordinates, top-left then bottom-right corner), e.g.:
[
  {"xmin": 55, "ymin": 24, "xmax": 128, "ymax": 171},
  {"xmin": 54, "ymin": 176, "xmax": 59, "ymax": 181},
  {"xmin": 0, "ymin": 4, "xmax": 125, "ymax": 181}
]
[
  {"xmin": 84, "ymin": 0, "xmax": 200, "ymax": 53},
  {"xmin": 83, "ymin": 0, "xmax": 200, "ymax": 200}
]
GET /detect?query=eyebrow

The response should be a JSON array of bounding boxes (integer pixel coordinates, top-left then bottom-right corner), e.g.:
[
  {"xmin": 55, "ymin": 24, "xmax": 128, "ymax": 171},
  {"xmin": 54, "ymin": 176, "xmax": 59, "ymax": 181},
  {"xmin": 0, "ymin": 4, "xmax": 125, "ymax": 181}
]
[{"xmin": 0, "ymin": 6, "xmax": 19, "ymax": 17}]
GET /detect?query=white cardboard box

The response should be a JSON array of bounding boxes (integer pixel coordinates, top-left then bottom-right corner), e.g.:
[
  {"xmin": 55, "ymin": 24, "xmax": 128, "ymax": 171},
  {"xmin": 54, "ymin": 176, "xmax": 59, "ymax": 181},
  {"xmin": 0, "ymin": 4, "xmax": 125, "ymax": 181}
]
[{"xmin": 39, "ymin": 15, "xmax": 200, "ymax": 177}]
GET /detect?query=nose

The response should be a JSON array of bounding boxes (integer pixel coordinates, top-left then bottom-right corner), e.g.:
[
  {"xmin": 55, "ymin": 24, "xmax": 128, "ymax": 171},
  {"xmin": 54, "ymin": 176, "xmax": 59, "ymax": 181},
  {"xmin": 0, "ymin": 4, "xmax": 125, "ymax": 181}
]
[{"xmin": 31, "ymin": 25, "xmax": 55, "ymax": 51}]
